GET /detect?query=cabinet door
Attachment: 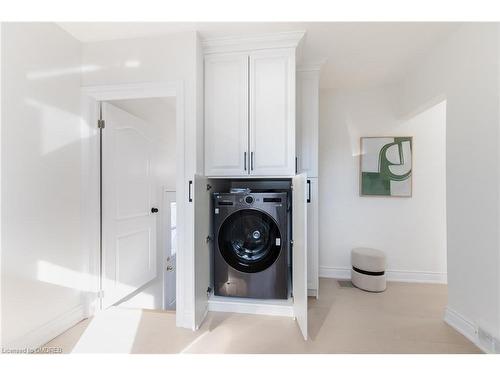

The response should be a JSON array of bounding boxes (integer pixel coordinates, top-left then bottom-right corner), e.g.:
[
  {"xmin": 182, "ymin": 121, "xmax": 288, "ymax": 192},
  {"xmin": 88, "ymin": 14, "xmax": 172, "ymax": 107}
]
[
  {"xmin": 307, "ymin": 178, "xmax": 319, "ymax": 297},
  {"xmin": 249, "ymin": 49, "xmax": 295, "ymax": 176},
  {"xmin": 193, "ymin": 174, "xmax": 210, "ymax": 329},
  {"xmin": 205, "ymin": 53, "xmax": 249, "ymax": 176},
  {"xmin": 296, "ymin": 70, "xmax": 320, "ymax": 178},
  {"xmin": 293, "ymin": 173, "xmax": 308, "ymax": 340}
]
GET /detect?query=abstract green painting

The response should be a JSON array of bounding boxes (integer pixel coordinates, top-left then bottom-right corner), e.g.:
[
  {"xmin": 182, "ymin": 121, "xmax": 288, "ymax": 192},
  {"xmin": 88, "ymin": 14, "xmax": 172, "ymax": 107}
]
[{"xmin": 360, "ymin": 137, "xmax": 413, "ymax": 197}]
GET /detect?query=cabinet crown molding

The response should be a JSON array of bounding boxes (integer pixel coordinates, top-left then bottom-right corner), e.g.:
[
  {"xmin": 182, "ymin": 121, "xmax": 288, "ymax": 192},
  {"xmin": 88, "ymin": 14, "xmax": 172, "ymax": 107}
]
[
  {"xmin": 202, "ymin": 31, "xmax": 306, "ymax": 54},
  {"xmin": 297, "ymin": 59, "xmax": 327, "ymax": 72}
]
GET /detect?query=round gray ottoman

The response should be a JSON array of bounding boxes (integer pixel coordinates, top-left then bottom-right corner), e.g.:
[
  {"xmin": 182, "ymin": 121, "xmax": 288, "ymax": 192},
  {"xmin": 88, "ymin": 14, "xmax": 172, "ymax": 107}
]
[{"xmin": 351, "ymin": 247, "xmax": 386, "ymax": 292}]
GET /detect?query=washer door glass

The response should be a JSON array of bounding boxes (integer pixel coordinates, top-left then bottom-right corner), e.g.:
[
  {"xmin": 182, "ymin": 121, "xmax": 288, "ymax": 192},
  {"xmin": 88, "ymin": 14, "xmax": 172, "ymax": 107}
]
[{"xmin": 218, "ymin": 209, "xmax": 282, "ymax": 273}]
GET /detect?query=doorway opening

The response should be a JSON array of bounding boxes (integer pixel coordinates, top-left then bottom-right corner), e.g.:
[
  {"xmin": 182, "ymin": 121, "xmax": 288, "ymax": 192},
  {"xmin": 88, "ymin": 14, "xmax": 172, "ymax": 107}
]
[
  {"xmin": 99, "ymin": 96, "xmax": 177, "ymax": 312},
  {"xmin": 81, "ymin": 81, "xmax": 185, "ymax": 325}
]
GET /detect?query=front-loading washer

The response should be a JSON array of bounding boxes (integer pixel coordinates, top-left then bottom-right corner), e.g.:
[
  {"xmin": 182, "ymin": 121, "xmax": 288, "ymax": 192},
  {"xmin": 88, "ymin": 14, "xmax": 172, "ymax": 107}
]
[{"xmin": 213, "ymin": 192, "xmax": 289, "ymax": 299}]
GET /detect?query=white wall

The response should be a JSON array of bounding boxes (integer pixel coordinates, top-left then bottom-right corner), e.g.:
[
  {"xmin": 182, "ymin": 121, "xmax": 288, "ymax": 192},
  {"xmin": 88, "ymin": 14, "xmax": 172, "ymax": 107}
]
[
  {"xmin": 0, "ymin": 22, "xmax": 3, "ymax": 346},
  {"xmin": 1, "ymin": 23, "xmax": 86, "ymax": 348},
  {"xmin": 394, "ymin": 23, "xmax": 500, "ymax": 348},
  {"xmin": 81, "ymin": 31, "xmax": 198, "ymax": 176},
  {"xmin": 318, "ymin": 86, "xmax": 447, "ymax": 282},
  {"xmin": 81, "ymin": 32, "xmax": 202, "ymax": 329}
]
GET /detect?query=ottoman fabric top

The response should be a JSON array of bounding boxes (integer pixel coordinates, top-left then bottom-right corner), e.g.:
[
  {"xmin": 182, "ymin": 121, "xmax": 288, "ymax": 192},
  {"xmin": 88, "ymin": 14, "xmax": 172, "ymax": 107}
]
[{"xmin": 351, "ymin": 247, "xmax": 386, "ymax": 272}]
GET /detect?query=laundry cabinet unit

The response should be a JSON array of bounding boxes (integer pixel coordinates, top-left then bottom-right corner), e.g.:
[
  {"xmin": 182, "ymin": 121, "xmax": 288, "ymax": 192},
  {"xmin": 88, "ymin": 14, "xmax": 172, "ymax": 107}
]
[
  {"xmin": 296, "ymin": 63, "xmax": 322, "ymax": 297},
  {"xmin": 204, "ymin": 44, "xmax": 298, "ymax": 177},
  {"xmin": 197, "ymin": 32, "xmax": 309, "ymax": 340}
]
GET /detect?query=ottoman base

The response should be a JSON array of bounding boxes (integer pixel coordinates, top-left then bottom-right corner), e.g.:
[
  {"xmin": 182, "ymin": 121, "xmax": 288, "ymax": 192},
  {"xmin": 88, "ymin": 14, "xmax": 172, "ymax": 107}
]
[{"xmin": 351, "ymin": 268, "xmax": 386, "ymax": 292}]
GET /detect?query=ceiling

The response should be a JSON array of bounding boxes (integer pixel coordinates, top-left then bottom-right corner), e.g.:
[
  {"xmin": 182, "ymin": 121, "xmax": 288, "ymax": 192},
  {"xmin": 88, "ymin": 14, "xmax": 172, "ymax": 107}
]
[{"xmin": 58, "ymin": 22, "xmax": 460, "ymax": 89}]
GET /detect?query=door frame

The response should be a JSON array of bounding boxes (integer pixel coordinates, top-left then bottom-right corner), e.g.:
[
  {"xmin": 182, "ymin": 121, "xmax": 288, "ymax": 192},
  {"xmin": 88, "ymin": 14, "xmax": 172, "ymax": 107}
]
[
  {"xmin": 81, "ymin": 81, "xmax": 186, "ymax": 323},
  {"xmin": 162, "ymin": 189, "xmax": 177, "ymax": 310}
]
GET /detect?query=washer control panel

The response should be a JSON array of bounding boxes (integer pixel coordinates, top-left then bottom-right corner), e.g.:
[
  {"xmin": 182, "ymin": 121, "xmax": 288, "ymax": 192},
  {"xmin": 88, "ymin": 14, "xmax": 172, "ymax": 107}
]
[{"xmin": 214, "ymin": 192, "xmax": 285, "ymax": 208}]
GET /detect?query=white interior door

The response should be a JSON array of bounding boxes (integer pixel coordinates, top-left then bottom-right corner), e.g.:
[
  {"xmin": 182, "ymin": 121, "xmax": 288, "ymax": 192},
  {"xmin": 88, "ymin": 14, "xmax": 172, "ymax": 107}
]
[
  {"xmin": 293, "ymin": 173, "xmax": 308, "ymax": 340},
  {"xmin": 193, "ymin": 174, "xmax": 211, "ymax": 328},
  {"xmin": 101, "ymin": 102, "xmax": 157, "ymax": 309}
]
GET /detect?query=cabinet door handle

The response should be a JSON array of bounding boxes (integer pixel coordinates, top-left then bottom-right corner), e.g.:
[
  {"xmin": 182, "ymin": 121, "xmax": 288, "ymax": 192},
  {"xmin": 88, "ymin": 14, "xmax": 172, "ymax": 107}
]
[
  {"xmin": 250, "ymin": 152, "xmax": 254, "ymax": 171},
  {"xmin": 188, "ymin": 180, "xmax": 193, "ymax": 202},
  {"xmin": 244, "ymin": 151, "xmax": 247, "ymax": 171},
  {"xmin": 295, "ymin": 157, "xmax": 298, "ymax": 174},
  {"xmin": 307, "ymin": 179, "xmax": 311, "ymax": 203}
]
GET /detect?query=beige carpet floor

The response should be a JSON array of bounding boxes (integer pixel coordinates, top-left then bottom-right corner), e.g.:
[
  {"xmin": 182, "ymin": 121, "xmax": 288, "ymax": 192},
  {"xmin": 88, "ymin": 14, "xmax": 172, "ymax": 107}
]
[{"xmin": 43, "ymin": 278, "xmax": 482, "ymax": 354}]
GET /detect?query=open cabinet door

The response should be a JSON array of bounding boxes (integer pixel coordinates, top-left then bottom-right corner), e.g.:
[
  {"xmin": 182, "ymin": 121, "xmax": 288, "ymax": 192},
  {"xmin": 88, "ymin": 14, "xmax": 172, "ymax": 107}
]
[
  {"xmin": 193, "ymin": 174, "xmax": 211, "ymax": 329},
  {"xmin": 293, "ymin": 173, "xmax": 308, "ymax": 340}
]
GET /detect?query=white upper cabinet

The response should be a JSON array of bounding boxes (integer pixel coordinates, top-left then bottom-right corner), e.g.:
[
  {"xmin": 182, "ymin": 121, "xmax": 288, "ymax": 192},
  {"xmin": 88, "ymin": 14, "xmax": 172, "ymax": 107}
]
[
  {"xmin": 204, "ymin": 53, "xmax": 249, "ymax": 176},
  {"xmin": 296, "ymin": 67, "xmax": 321, "ymax": 178},
  {"xmin": 203, "ymin": 32, "xmax": 304, "ymax": 177},
  {"xmin": 249, "ymin": 49, "xmax": 295, "ymax": 176}
]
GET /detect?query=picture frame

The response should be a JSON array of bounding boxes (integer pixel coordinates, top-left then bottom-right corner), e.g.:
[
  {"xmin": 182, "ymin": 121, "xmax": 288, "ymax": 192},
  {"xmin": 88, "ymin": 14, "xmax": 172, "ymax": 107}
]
[{"xmin": 359, "ymin": 136, "xmax": 413, "ymax": 197}]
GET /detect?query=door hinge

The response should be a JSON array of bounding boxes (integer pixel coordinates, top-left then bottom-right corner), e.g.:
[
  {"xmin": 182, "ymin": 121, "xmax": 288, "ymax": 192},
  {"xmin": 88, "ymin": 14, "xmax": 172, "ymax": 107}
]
[
  {"xmin": 97, "ymin": 119, "xmax": 105, "ymax": 129},
  {"xmin": 206, "ymin": 184, "xmax": 212, "ymax": 191},
  {"xmin": 206, "ymin": 235, "xmax": 212, "ymax": 243},
  {"xmin": 97, "ymin": 290, "xmax": 104, "ymax": 299},
  {"xmin": 206, "ymin": 286, "xmax": 212, "ymax": 297}
]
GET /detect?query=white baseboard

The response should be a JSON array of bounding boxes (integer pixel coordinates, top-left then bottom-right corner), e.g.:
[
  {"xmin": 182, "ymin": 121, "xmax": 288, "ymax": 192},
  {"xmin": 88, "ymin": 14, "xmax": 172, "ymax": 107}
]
[
  {"xmin": 208, "ymin": 296, "xmax": 294, "ymax": 317},
  {"xmin": 319, "ymin": 267, "xmax": 350, "ymax": 280},
  {"xmin": 444, "ymin": 307, "xmax": 500, "ymax": 354},
  {"xmin": 444, "ymin": 307, "xmax": 478, "ymax": 346},
  {"xmin": 308, "ymin": 289, "xmax": 318, "ymax": 297},
  {"xmin": 319, "ymin": 266, "xmax": 447, "ymax": 284},
  {"xmin": 3, "ymin": 304, "xmax": 85, "ymax": 351}
]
